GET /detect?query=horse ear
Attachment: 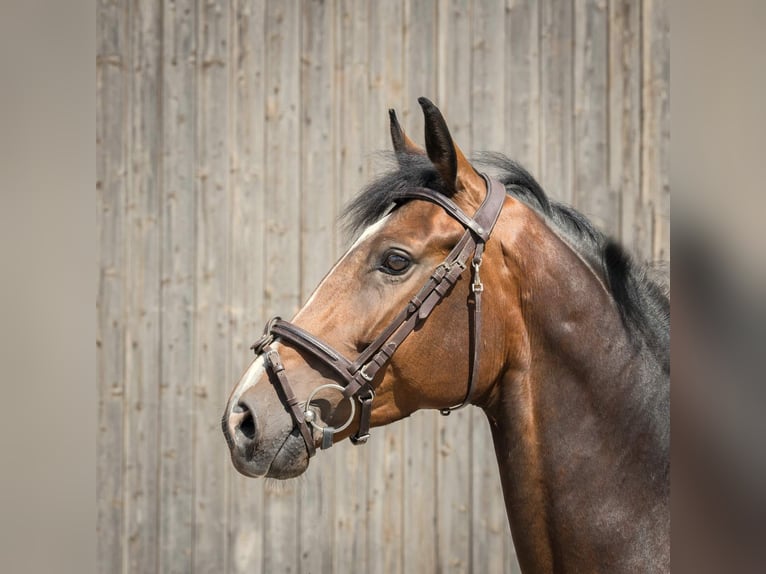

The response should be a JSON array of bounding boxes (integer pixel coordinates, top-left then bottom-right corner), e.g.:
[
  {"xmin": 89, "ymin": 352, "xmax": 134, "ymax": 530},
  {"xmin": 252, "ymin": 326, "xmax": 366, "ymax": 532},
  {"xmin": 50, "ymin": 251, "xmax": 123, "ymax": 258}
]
[
  {"xmin": 389, "ymin": 109, "xmax": 425, "ymax": 160},
  {"xmin": 418, "ymin": 97, "xmax": 484, "ymax": 196}
]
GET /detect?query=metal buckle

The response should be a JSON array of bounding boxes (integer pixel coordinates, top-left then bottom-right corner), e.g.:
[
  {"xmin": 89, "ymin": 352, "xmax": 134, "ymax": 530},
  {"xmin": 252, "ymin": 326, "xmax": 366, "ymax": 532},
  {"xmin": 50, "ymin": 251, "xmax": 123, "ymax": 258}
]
[
  {"xmin": 350, "ymin": 432, "xmax": 370, "ymax": 445},
  {"xmin": 357, "ymin": 387, "xmax": 375, "ymax": 403},
  {"xmin": 251, "ymin": 333, "xmax": 274, "ymax": 354},
  {"xmin": 359, "ymin": 363, "xmax": 375, "ymax": 382},
  {"xmin": 471, "ymin": 260, "xmax": 484, "ymax": 293}
]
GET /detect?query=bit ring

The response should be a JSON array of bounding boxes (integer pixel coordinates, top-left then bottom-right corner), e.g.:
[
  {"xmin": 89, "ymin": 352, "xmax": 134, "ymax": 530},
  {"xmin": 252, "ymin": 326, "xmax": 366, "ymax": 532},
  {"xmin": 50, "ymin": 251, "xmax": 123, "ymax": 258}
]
[{"xmin": 302, "ymin": 383, "xmax": 356, "ymax": 433}]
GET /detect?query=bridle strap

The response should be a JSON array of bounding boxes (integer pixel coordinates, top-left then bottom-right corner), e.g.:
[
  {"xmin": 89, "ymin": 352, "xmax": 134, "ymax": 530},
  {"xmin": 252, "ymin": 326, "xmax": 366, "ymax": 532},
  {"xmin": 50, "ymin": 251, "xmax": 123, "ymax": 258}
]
[
  {"xmin": 261, "ymin": 345, "xmax": 317, "ymax": 458},
  {"xmin": 250, "ymin": 174, "xmax": 506, "ymax": 455}
]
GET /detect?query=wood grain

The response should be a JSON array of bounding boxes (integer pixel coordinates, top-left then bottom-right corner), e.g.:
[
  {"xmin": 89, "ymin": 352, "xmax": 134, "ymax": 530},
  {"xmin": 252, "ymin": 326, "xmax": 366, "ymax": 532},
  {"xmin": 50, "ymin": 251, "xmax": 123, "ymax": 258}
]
[
  {"xmin": 299, "ymin": 1, "xmax": 337, "ymax": 573},
  {"xmin": 642, "ymin": 0, "xmax": 670, "ymax": 263},
  {"xmin": 262, "ymin": 2, "xmax": 302, "ymax": 573},
  {"xmin": 227, "ymin": 1, "xmax": 266, "ymax": 572},
  {"xmin": 96, "ymin": 0, "xmax": 128, "ymax": 570},
  {"xmin": 193, "ymin": 0, "xmax": 231, "ymax": 570},
  {"xmin": 540, "ymin": 0, "xmax": 574, "ymax": 204},
  {"xmin": 574, "ymin": 0, "xmax": 613, "ymax": 235}
]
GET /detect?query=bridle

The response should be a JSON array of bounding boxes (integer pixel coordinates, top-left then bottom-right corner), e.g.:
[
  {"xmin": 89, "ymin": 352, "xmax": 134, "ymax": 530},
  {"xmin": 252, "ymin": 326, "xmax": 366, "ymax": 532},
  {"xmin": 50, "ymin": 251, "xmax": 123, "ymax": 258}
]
[{"xmin": 250, "ymin": 174, "xmax": 506, "ymax": 457}]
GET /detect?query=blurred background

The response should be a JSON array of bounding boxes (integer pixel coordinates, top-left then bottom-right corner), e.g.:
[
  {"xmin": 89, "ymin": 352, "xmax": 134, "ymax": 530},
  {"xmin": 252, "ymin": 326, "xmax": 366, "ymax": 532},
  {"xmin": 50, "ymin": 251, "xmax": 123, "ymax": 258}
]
[{"xmin": 96, "ymin": 1, "xmax": 668, "ymax": 572}]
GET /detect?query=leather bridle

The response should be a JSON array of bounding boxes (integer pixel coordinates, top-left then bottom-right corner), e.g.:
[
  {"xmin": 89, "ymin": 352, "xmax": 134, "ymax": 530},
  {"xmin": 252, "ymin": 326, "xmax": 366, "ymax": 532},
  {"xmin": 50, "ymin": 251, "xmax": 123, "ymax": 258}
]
[{"xmin": 250, "ymin": 174, "xmax": 506, "ymax": 458}]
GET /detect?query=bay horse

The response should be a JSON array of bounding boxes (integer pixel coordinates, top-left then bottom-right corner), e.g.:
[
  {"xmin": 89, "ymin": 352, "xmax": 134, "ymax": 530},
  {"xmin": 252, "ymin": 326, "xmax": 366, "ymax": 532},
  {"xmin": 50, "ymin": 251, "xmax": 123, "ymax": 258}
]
[{"xmin": 222, "ymin": 98, "xmax": 670, "ymax": 572}]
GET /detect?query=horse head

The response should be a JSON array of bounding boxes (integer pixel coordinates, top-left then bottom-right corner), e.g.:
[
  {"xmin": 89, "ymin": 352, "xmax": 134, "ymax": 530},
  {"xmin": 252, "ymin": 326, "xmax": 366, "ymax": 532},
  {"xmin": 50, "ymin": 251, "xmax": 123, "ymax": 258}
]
[{"xmin": 222, "ymin": 98, "xmax": 527, "ymax": 478}]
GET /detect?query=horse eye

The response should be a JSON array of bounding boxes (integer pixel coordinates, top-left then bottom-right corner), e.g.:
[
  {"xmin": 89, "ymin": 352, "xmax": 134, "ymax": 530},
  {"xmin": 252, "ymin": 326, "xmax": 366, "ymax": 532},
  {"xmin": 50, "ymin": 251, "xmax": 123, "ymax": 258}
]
[{"xmin": 379, "ymin": 251, "xmax": 411, "ymax": 275}]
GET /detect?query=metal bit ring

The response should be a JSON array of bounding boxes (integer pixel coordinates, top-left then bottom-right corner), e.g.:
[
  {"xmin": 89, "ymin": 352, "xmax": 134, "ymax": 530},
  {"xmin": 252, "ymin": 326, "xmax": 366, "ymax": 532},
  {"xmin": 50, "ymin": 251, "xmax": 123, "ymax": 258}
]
[{"xmin": 302, "ymin": 383, "xmax": 356, "ymax": 433}]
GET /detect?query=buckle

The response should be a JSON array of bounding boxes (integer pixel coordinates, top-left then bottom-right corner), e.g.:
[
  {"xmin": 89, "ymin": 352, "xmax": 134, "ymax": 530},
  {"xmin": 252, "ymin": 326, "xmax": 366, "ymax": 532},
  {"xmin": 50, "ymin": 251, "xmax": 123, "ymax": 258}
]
[
  {"xmin": 471, "ymin": 260, "xmax": 484, "ymax": 293},
  {"xmin": 350, "ymin": 432, "xmax": 370, "ymax": 445},
  {"xmin": 359, "ymin": 363, "xmax": 375, "ymax": 382},
  {"xmin": 357, "ymin": 387, "xmax": 375, "ymax": 403},
  {"xmin": 264, "ymin": 349, "xmax": 284, "ymax": 372},
  {"xmin": 251, "ymin": 333, "xmax": 274, "ymax": 354}
]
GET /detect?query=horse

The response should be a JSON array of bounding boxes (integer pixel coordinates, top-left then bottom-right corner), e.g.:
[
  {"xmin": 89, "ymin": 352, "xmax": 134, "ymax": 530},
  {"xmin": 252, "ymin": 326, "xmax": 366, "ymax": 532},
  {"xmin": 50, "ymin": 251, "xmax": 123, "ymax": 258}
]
[{"xmin": 222, "ymin": 98, "xmax": 670, "ymax": 572}]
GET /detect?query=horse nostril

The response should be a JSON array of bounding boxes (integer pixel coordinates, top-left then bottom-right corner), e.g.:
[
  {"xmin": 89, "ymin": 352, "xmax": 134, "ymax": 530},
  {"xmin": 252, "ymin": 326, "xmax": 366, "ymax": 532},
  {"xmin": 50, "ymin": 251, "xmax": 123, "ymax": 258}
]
[
  {"xmin": 230, "ymin": 398, "xmax": 260, "ymax": 448},
  {"xmin": 240, "ymin": 407, "xmax": 255, "ymax": 440}
]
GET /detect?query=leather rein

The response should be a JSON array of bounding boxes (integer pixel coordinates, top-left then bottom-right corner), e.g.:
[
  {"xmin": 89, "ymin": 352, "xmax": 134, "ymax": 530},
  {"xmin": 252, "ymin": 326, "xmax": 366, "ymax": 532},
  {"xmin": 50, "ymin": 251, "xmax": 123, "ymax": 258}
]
[{"xmin": 250, "ymin": 174, "xmax": 506, "ymax": 458}]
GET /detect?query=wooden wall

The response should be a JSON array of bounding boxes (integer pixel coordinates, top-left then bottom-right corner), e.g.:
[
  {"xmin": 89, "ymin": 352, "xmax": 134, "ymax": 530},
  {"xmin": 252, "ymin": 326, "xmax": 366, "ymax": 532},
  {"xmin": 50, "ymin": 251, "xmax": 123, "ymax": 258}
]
[{"xmin": 97, "ymin": 0, "xmax": 668, "ymax": 572}]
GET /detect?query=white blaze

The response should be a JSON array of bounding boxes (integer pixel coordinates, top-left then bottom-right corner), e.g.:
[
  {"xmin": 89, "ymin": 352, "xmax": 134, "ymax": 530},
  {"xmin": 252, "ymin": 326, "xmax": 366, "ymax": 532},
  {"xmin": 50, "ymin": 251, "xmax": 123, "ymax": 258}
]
[
  {"xmin": 231, "ymin": 342, "xmax": 280, "ymax": 403},
  {"xmin": 294, "ymin": 215, "xmax": 390, "ymax": 320}
]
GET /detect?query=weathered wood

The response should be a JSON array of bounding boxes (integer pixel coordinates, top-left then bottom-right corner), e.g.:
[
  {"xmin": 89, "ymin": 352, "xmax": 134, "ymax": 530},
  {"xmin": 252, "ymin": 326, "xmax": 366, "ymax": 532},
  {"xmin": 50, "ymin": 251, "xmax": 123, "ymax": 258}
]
[
  {"xmin": 540, "ymin": 0, "xmax": 574, "ymax": 204},
  {"xmin": 642, "ymin": 0, "xmax": 670, "ymax": 263},
  {"xmin": 366, "ymin": 3, "xmax": 406, "ymax": 574},
  {"xmin": 435, "ymin": 1, "xmax": 473, "ymax": 572},
  {"xmin": 299, "ymin": 1, "xmax": 338, "ymax": 573},
  {"xmin": 506, "ymin": 0, "xmax": 541, "ymax": 175},
  {"xmin": 262, "ymin": 1, "xmax": 302, "ymax": 573},
  {"xmin": 124, "ymin": 1, "xmax": 162, "ymax": 571},
  {"xmin": 227, "ymin": 1, "xmax": 267, "ymax": 573},
  {"xmin": 574, "ymin": 0, "xmax": 613, "ymax": 236},
  {"xmin": 157, "ymin": 1, "xmax": 196, "ymax": 572},
  {"xmin": 96, "ymin": 1, "xmax": 128, "ymax": 571},
  {"xmin": 609, "ymin": 0, "xmax": 644, "ymax": 255},
  {"xmin": 193, "ymin": 0, "xmax": 231, "ymax": 571}
]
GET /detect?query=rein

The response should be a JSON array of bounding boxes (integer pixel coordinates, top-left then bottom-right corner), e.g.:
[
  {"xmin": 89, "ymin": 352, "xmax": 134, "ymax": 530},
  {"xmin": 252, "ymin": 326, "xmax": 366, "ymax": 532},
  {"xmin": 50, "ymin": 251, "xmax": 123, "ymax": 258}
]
[{"xmin": 250, "ymin": 174, "xmax": 506, "ymax": 457}]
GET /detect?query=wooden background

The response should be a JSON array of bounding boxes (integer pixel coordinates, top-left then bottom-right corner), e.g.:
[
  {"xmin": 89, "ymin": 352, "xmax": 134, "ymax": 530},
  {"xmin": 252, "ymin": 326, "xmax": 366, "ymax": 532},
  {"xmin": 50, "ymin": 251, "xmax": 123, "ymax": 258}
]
[{"xmin": 97, "ymin": 0, "xmax": 668, "ymax": 572}]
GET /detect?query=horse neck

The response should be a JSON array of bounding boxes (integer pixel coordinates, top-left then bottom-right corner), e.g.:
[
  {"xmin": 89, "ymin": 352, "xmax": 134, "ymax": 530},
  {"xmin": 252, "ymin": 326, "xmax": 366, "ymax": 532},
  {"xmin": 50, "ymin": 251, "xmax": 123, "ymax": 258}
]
[{"xmin": 484, "ymin": 213, "xmax": 669, "ymax": 572}]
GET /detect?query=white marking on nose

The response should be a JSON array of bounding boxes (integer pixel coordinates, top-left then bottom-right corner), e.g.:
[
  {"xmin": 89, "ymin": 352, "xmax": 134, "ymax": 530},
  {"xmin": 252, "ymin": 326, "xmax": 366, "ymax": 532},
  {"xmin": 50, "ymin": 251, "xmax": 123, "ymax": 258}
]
[{"xmin": 231, "ymin": 342, "xmax": 281, "ymax": 406}]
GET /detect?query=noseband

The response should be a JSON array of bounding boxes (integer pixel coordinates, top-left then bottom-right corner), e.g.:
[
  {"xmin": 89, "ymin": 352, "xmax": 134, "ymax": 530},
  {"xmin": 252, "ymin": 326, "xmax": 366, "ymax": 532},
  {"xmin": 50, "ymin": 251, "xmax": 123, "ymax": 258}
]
[{"xmin": 250, "ymin": 174, "xmax": 506, "ymax": 457}]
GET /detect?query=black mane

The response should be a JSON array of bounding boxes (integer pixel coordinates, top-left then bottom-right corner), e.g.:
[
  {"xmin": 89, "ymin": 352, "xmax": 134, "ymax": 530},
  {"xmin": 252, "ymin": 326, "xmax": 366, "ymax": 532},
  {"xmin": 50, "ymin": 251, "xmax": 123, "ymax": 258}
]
[{"xmin": 342, "ymin": 152, "xmax": 670, "ymax": 364}]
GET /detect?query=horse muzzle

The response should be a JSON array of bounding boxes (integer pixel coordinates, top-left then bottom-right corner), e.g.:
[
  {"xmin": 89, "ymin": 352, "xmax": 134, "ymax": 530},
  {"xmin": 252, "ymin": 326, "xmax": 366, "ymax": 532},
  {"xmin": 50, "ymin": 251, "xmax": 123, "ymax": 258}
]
[{"xmin": 223, "ymin": 389, "xmax": 310, "ymax": 479}]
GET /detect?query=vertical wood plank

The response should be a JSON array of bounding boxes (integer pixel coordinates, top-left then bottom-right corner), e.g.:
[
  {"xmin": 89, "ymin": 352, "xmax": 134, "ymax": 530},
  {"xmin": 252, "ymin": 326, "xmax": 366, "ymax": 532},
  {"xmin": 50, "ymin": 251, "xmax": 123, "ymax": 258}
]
[
  {"xmin": 471, "ymin": 0, "xmax": 506, "ymax": 152},
  {"xmin": 366, "ymin": 2, "xmax": 405, "ymax": 573},
  {"xmin": 437, "ymin": 0, "xmax": 472, "ymax": 143},
  {"xmin": 262, "ymin": 1, "xmax": 302, "ymax": 572},
  {"xmin": 402, "ymin": 1, "xmax": 439, "ymax": 572},
  {"xmin": 193, "ymin": 0, "xmax": 231, "ymax": 571},
  {"xmin": 333, "ymin": 1, "xmax": 370, "ymax": 571},
  {"xmin": 470, "ymin": 2, "xmax": 509, "ymax": 573},
  {"xmin": 97, "ymin": 1, "xmax": 128, "ymax": 570},
  {"xmin": 124, "ymin": 1, "xmax": 162, "ymax": 571},
  {"xmin": 227, "ymin": 1, "xmax": 267, "ymax": 573},
  {"xmin": 159, "ymin": 1, "xmax": 197, "ymax": 572},
  {"xmin": 540, "ymin": 0, "xmax": 574, "ymax": 204},
  {"xmin": 435, "ymin": 1, "xmax": 473, "ymax": 572},
  {"xmin": 608, "ymin": 0, "xmax": 644, "ymax": 255},
  {"xmin": 299, "ymin": 1, "xmax": 337, "ymax": 573},
  {"xmin": 574, "ymin": 0, "xmax": 612, "ymax": 235},
  {"xmin": 506, "ymin": 0, "xmax": 541, "ymax": 175},
  {"xmin": 641, "ymin": 0, "xmax": 670, "ymax": 262}
]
